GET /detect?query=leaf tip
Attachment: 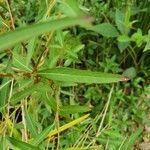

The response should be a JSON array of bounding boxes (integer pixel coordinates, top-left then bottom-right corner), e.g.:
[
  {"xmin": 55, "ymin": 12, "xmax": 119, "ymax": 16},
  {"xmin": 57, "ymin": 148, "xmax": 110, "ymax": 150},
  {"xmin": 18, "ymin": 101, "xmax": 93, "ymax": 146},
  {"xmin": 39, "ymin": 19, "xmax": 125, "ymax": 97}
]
[{"xmin": 121, "ymin": 76, "xmax": 131, "ymax": 82}]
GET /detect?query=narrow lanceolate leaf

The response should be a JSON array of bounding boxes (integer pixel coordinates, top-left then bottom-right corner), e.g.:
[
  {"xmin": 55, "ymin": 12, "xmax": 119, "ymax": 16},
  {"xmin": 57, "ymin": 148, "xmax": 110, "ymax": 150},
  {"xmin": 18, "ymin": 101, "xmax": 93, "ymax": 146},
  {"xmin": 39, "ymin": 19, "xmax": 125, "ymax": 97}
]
[
  {"xmin": 90, "ymin": 23, "xmax": 119, "ymax": 37},
  {"xmin": 60, "ymin": 105, "xmax": 91, "ymax": 115},
  {"xmin": 37, "ymin": 67, "xmax": 129, "ymax": 84},
  {"xmin": 26, "ymin": 37, "xmax": 37, "ymax": 66},
  {"xmin": 59, "ymin": 0, "xmax": 83, "ymax": 17},
  {"xmin": 11, "ymin": 82, "xmax": 46, "ymax": 104},
  {"xmin": 122, "ymin": 128, "xmax": 143, "ymax": 149},
  {"xmin": 0, "ymin": 16, "xmax": 92, "ymax": 51},
  {"xmin": 0, "ymin": 136, "xmax": 7, "ymax": 150},
  {"xmin": 13, "ymin": 51, "xmax": 32, "ymax": 72},
  {"xmin": 31, "ymin": 124, "xmax": 54, "ymax": 146},
  {"xmin": 47, "ymin": 114, "xmax": 89, "ymax": 138},
  {"xmin": 11, "ymin": 84, "xmax": 38, "ymax": 104},
  {"xmin": 25, "ymin": 110, "xmax": 38, "ymax": 138},
  {"xmin": 7, "ymin": 137, "xmax": 38, "ymax": 150}
]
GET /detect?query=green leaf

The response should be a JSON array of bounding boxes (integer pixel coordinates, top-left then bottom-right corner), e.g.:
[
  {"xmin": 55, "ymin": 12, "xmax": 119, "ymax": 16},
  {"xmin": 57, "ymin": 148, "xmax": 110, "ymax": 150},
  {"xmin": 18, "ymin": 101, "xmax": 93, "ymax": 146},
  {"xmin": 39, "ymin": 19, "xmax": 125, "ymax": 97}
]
[
  {"xmin": 60, "ymin": 105, "xmax": 90, "ymax": 115},
  {"xmin": 15, "ymin": 77, "xmax": 33, "ymax": 91},
  {"xmin": 25, "ymin": 110, "xmax": 38, "ymax": 138},
  {"xmin": 143, "ymin": 30, "xmax": 150, "ymax": 52},
  {"xmin": 0, "ymin": 78, "xmax": 10, "ymax": 110},
  {"xmin": 26, "ymin": 37, "xmax": 37, "ymax": 66},
  {"xmin": 13, "ymin": 51, "xmax": 32, "ymax": 72},
  {"xmin": 118, "ymin": 35, "xmax": 131, "ymax": 42},
  {"xmin": 98, "ymin": 137, "xmax": 121, "ymax": 145},
  {"xmin": 90, "ymin": 23, "xmax": 119, "ymax": 37},
  {"xmin": 11, "ymin": 83, "xmax": 41, "ymax": 104},
  {"xmin": 118, "ymin": 41, "xmax": 130, "ymax": 53},
  {"xmin": 0, "ymin": 136, "xmax": 7, "ymax": 150},
  {"xmin": 42, "ymin": 93, "xmax": 57, "ymax": 111},
  {"xmin": 0, "ymin": 58, "xmax": 12, "ymax": 110},
  {"xmin": 122, "ymin": 128, "xmax": 143, "ymax": 150},
  {"xmin": 31, "ymin": 125, "xmax": 54, "ymax": 146},
  {"xmin": 115, "ymin": 9, "xmax": 125, "ymax": 34},
  {"xmin": 123, "ymin": 67, "xmax": 136, "ymax": 79},
  {"xmin": 131, "ymin": 29, "xmax": 144, "ymax": 47},
  {"xmin": 0, "ymin": 16, "xmax": 92, "ymax": 51},
  {"xmin": 11, "ymin": 80, "xmax": 50, "ymax": 104},
  {"xmin": 144, "ymin": 40, "xmax": 150, "ymax": 52},
  {"xmin": 59, "ymin": 0, "xmax": 83, "ymax": 17},
  {"xmin": 47, "ymin": 48, "xmax": 61, "ymax": 68},
  {"xmin": 37, "ymin": 67, "xmax": 129, "ymax": 84},
  {"xmin": 7, "ymin": 137, "xmax": 38, "ymax": 150},
  {"xmin": 117, "ymin": 35, "xmax": 131, "ymax": 52}
]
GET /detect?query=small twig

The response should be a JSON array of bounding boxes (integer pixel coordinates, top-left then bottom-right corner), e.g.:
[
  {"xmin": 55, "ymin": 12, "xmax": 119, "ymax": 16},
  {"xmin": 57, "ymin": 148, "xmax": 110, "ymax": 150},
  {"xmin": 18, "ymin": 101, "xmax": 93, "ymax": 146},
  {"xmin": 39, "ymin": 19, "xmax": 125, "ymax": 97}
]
[
  {"xmin": 96, "ymin": 84, "xmax": 114, "ymax": 136},
  {"xmin": 5, "ymin": 0, "xmax": 15, "ymax": 30},
  {"xmin": 21, "ymin": 100, "xmax": 28, "ymax": 141},
  {"xmin": 86, "ymin": 84, "xmax": 114, "ymax": 147},
  {"xmin": 55, "ymin": 86, "xmax": 60, "ymax": 150},
  {"xmin": 0, "ymin": 72, "xmax": 33, "ymax": 78},
  {"xmin": 0, "ymin": 73, "xmax": 14, "ymax": 77},
  {"xmin": 0, "ymin": 11, "xmax": 5, "ymax": 19}
]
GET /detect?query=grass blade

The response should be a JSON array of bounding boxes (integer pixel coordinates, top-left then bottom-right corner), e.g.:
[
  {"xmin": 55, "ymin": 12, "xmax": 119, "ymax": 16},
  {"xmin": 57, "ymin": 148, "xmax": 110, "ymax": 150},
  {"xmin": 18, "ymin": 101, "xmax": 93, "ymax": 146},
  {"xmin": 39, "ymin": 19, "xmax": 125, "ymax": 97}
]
[
  {"xmin": 0, "ymin": 136, "xmax": 7, "ymax": 150},
  {"xmin": 31, "ymin": 124, "xmax": 54, "ymax": 146},
  {"xmin": 25, "ymin": 110, "xmax": 38, "ymax": 138},
  {"xmin": 13, "ymin": 51, "xmax": 32, "ymax": 72},
  {"xmin": 26, "ymin": 37, "xmax": 37, "ymax": 66},
  {"xmin": 47, "ymin": 114, "xmax": 89, "ymax": 138},
  {"xmin": 11, "ymin": 83, "xmax": 41, "ymax": 104},
  {"xmin": 121, "ymin": 128, "xmax": 143, "ymax": 150},
  {"xmin": 7, "ymin": 137, "xmax": 38, "ymax": 150},
  {"xmin": 0, "ymin": 58, "xmax": 12, "ymax": 110}
]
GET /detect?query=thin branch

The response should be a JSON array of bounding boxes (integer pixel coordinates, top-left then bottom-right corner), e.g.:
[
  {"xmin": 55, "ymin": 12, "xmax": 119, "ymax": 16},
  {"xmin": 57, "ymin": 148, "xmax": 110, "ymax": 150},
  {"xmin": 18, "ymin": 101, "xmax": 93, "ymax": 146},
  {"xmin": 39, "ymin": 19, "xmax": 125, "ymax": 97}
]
[
  {"xmin": 0, "ymin": 73, "xmax": 14, "ymax": 77},
  {"xmin": 5, "ymin": 0, "xmax": 15, "ymax": 30}
]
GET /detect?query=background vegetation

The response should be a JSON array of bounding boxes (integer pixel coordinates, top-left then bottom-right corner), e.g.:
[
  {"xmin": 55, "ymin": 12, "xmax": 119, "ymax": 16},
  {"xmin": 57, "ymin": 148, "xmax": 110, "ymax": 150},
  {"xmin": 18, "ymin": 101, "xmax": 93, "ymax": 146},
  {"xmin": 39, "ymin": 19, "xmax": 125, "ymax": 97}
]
[{"xmin": 0, "ymin": 0, "xmax": 150, "ymax": 149}]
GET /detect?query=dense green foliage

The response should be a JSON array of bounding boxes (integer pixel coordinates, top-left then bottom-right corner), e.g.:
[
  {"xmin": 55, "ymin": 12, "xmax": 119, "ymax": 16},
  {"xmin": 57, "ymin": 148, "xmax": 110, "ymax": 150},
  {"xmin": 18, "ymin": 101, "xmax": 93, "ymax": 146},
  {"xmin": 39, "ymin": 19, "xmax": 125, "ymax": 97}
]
[{"xmin": 0, "ymin": 0, "xmax": 150, "ymax": 149}]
